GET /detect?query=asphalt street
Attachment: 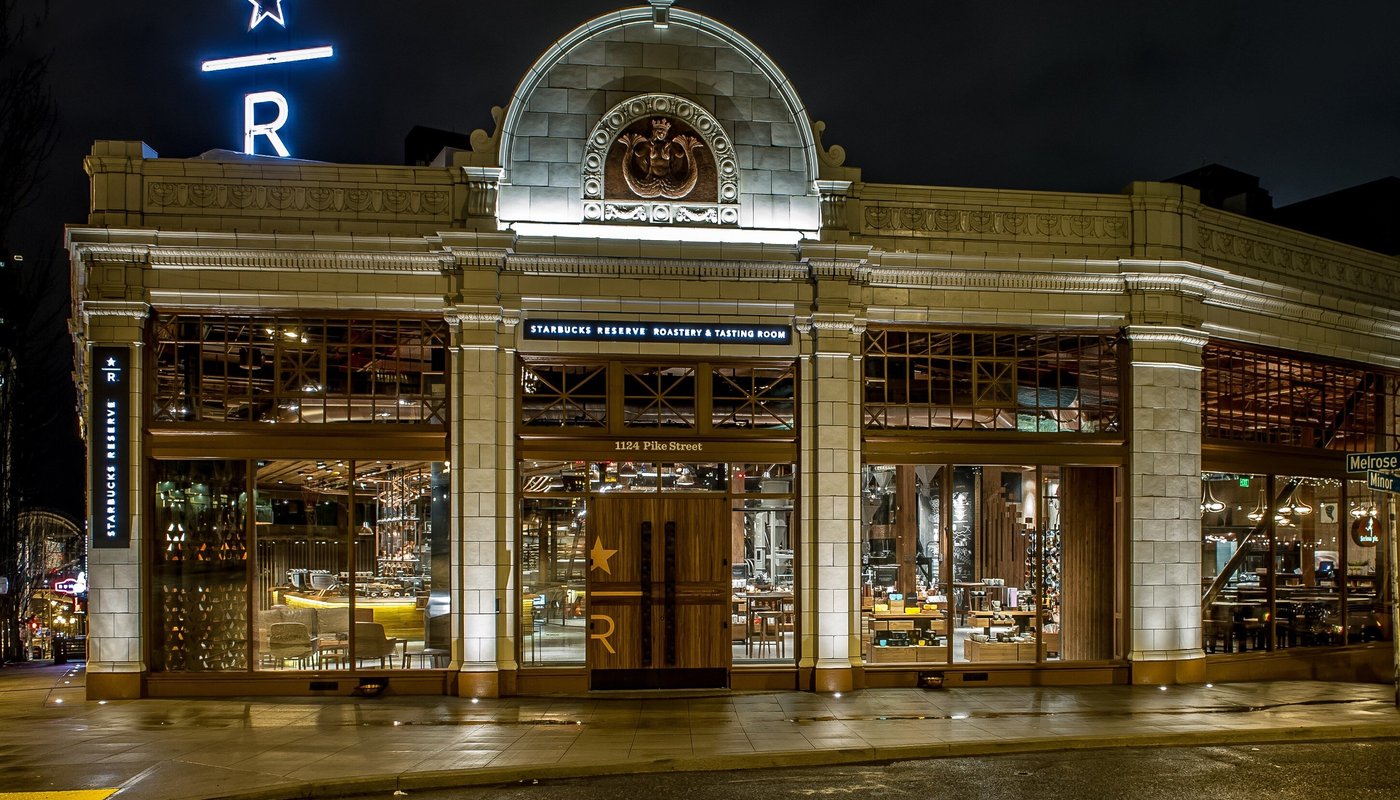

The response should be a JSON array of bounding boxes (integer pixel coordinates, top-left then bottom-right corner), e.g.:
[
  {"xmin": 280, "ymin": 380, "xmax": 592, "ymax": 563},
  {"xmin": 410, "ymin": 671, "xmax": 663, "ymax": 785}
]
[{"xmin": 376, "ymin": 741, "xmax": 1400, "ymax": 800}]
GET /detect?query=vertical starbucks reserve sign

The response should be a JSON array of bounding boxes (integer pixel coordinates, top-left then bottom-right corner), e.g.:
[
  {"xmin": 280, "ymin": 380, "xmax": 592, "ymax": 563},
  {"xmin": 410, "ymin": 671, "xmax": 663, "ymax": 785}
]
[
  {"xmin": 91, "ymin": 346, "xmax": 130, "ymax": 549},
  {"xmin": 524, "ymin": 319, "xmax": 791, "ymax": 345}
]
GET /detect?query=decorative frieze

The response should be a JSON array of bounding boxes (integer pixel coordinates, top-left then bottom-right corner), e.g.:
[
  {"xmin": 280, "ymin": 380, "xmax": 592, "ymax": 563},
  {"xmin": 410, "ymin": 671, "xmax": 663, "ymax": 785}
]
[
  {"xmin": 864, "ymin": 205, "xmax": 1129, "ymax": 241},
  {"xmin": 145, "ymin": 182, "xmax": 452, "ymax": 218},
  {"xmin": 1197, "ymin": 225, "xmax": 1397, "ymax": 295}
]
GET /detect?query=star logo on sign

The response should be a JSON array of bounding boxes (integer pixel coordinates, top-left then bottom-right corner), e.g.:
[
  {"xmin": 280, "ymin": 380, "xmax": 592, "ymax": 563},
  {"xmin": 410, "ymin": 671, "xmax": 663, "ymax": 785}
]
[
  {"xmin": 589, "ymin": 538, "xmax": 618, "ymax": 575},
  {"xmin": 247, "ymin": 0, "xmax": 286, "ymax": 30}
]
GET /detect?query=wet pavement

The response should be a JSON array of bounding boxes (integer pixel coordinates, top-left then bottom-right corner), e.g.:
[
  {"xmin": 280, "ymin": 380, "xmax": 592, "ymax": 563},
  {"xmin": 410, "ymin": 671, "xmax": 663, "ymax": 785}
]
[{"xmin": 1, "ymin": 661, "xmax": 1398, "ymax": 800}]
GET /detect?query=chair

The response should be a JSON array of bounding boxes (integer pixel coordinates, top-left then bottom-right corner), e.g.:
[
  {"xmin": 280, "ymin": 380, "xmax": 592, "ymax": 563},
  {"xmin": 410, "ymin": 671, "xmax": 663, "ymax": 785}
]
[
  {"xmin": 354, "ymin": 621, "xmax": 399, "ymax": 668},
  {"xmin": 267, "ymin": 622, "xmax": 314, "ymax": 668}
]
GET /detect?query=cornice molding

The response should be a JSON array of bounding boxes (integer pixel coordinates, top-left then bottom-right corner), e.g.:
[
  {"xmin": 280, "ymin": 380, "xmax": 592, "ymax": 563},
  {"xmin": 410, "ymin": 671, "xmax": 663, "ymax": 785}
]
[
  {"xmin": 146, "ymin": 248, "xmax": 452, "ymax": 274},
  {"xmin": 504, "ymin": 254, "xmax": 809, "ymax": 281},
  {"xmin": 866, "ymin": 268, "xmax": 1124, "ymax": 294},
  {"xmin": 82, "ymin": 300, "xmax": 150, "ymax": 320},
  {"xmin": 1122, "ymin": 272, "xmax": 1215, "ymax": 298},
  {"xmin": 72, "ymin": 244, "xmax": 150, "ymax": 264},
  {"xmin": 1123, "ymin": 325, "xmax": 1210, "ymax": 349},
  {"xmin": 807, "ymin": 258, "xmax": 870, "ymax": 281},
  {"xmin": 71, "ymin": 239, "xmax": 468, "ymax": 274}
]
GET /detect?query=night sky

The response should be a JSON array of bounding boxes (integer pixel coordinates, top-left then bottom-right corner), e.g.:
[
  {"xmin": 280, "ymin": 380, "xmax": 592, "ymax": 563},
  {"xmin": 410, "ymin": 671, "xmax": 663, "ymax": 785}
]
[{"xmin": 8, "ymin": 0, "xmax": 1400, "ymax": 518}]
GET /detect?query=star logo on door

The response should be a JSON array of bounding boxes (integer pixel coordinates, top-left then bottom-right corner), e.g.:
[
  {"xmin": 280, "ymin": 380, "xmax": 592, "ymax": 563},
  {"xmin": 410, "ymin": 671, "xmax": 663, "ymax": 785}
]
[{"xmin": 589, "ymin": 538, "xmax": 618, "ymax": 575}]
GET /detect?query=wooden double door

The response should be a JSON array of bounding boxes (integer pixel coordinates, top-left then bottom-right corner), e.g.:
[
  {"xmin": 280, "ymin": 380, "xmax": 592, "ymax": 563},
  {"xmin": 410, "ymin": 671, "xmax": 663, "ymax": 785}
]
[{"xmin": 587, "ymin": 496, "xmax": 730, "ymax": 689}]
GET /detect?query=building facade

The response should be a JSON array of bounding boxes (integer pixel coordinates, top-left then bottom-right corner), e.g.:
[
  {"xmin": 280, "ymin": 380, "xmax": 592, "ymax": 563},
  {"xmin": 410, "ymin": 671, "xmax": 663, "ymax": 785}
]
[{"xmin": 69, "ymin": 3, "xmax": 1398, "ymax": 700}]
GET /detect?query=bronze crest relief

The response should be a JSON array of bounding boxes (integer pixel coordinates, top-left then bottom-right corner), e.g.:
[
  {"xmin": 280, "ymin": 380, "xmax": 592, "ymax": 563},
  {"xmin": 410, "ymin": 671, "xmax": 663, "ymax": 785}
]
[{"xmin": 604, "ymin": 116, "xmax": 718, "ymax": 204}]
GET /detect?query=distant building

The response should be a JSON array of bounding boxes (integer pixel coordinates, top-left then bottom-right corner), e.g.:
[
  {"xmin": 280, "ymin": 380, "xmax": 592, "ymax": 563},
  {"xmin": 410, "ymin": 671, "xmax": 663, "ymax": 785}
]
[
  {"xmin": 1165, "ymin": 164, "xmax": 1275, "ymax": 220},
  {"xmin": 1275, "ymin": 177, "xmax": 1400, "ymax": 256},
  {"xmin": 69, "ymin": 1, "xmax": 1398, "ymax": 701}
]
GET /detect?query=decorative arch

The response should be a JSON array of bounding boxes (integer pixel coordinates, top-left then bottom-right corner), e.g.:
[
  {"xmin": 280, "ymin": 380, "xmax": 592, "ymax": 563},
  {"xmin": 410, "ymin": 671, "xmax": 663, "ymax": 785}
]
[
  {"xmin": 581, "ymin": 94, "xmax": 739, "ymax": 226},
  {"xmin": 496, "ymin": 6, "xmax": 820, "ymax": 194}
]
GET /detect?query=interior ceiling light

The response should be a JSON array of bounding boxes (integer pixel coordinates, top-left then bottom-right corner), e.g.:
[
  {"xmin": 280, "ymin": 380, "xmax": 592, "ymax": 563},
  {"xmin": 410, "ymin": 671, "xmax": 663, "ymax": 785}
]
[
  {"xmin": 1200, "ymin": 481, "xmax": 1225, "ymax": 514},
  {"xmin": 1247, "ymin": 491, "xmax": 1266, "ymax": 523}
]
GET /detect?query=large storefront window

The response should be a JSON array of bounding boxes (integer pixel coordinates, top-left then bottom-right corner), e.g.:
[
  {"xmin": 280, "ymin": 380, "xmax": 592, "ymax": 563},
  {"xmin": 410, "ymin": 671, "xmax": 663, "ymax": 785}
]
[
  {"xmin": 862, "ymin": 463, "xmax": 1117, "ymax": 667},
  {"xmin": 152, "ymin": 460, "xmax": 249, "ymax": 672},
  {"xmin": 1202, "ymin": 474, "xmax": 1392, "ymax": 653},
  {"xmin": 153, "ymin": 459, "xmax": 449, "ymax": 673},
  {"xmin": 519, "ymin": 460, "xmax": 796, "ymax": 666},
  {"xmin": 1201, "ymin": 344, "xmax": 1397, "ymax": 656}
]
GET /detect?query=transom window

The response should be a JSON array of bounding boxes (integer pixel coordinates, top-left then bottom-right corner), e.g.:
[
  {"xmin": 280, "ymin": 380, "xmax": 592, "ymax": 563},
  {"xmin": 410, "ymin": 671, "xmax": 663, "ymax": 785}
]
[
  {"xmin": 520, "ymin": 360, "xmax": 796, "ymax": 433},
  {"xmin": 863, "ymin": 329, "xmax": 1121, "ymax": 432},
  {"xmin": 1202, "ymin": 343, "xmax": 1399, "ymax": 452},
  {"xmin": 151, "ymin": 313, "xmax": 448, "ymax": 425}
]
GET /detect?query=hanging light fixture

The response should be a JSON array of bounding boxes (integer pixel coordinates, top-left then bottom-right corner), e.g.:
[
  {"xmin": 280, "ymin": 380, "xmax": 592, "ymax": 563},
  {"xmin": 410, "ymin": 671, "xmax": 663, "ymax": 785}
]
[
  {"xmin": 1247, "ymin": 490, "xmax": 1266, "ymax": 522},
  {"xmin": 1286, "ymin": 491, "xmax": 1312, "ymax": 515},
  {"xmin": 1200, "ymin": 481, "xmax": 1225, "ymax": 514}
]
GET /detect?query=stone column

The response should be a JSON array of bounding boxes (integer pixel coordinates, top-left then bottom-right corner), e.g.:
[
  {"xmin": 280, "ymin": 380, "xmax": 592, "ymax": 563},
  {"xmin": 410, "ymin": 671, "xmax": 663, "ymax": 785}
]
[
  {"xmin": 82, "ymin": 302, "xmax": 149, "ymax": 700},
  {"xmin": 1125, "ymin": 324, "xmax": 1209, "ymax": 685},
  {"xmin": 449, "ymin": 307, "xmax": 508, "ymax": 698},
  {"xmin": 801, "ymin": 310, "xmax": 864, "ymax": 693}
]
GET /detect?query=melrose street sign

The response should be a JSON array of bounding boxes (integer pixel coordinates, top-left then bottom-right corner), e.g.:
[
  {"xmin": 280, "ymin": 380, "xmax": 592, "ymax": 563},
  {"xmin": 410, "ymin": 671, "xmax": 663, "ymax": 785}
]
[
  {"xmin": 1345, "ymin": 451, "xmax": 1400, "ymax": 494},
  {"xmin": 1346, "ymin": 452, "xmax": 1400, "ymax": 473}
]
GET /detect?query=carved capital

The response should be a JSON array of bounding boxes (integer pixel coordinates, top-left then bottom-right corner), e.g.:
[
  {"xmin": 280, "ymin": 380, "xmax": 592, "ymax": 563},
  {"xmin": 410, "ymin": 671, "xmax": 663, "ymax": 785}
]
[{"xmin": 82, "ymin": 300, "xmax": 151, "ymax": 321}]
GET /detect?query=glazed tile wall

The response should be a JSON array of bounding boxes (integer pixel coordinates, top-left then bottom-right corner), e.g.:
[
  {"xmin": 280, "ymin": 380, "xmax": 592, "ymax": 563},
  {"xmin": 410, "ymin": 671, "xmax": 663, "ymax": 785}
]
[{"xmin": 1126, "ymin": 328, "xmax": 1207, "ymax": 665}]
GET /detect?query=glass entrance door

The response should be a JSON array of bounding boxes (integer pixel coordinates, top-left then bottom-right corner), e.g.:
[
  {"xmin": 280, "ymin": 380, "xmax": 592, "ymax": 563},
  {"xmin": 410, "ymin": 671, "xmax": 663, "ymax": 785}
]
[{"xmin": 587, "ymin": 496, "xmax": 731, "ymax": 689}]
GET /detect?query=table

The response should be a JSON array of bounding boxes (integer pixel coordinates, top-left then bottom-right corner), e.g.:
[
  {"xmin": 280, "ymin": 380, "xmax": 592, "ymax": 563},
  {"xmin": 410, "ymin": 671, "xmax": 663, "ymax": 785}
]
[
  {"xmin": 968, "ymin": 609, "xmax": 1039, "ymax": 633},
  {"xmin": 952, "ymin": 582, "xmax": 986, "ymax": 623},
  {"xmin": 1208, "ymin": 601, "xmax": 1265, "ymax": 652},
  {"xmin": 317, "ymin": 638, "xmax": 349, "ymax": 669},
  {"xmin": 739, "ymin": 592, "xmax": 792, "ymax": 658}
]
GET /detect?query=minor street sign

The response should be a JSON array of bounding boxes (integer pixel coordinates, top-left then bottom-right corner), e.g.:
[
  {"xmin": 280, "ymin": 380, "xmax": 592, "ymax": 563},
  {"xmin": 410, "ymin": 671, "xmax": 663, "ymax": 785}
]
[
  {"xmin": 1366, "ymin": 470, "xmax": 1400, "ymax": 494},
  {"xmin": 1346, "ymin": 452, "xmax": 1400, "ymax": 473}
]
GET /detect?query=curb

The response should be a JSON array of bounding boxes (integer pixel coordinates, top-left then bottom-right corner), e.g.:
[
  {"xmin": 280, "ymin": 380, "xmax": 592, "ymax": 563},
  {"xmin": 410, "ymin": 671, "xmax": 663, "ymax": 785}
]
[{"xmin": 198, "ymin": 723, "xmax": 1400, "ymax": 800}]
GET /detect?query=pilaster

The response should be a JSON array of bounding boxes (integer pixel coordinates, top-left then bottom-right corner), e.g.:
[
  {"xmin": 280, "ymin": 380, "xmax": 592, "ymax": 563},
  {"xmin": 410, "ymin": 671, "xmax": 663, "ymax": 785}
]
[
  {"xmin": 448, "ymin": 305, "xmax": 510, "ymax": 698},
  {"xmin": 799, "ymin": 263, "xmax": 866, "ymax": 690},
  {"xmin": 1125, "ymin": 324, "xmax": 1209, "ymax": 685},
  {"xmin": 81, "ymin": 302, "xmax": 149, "ymax": 700}
]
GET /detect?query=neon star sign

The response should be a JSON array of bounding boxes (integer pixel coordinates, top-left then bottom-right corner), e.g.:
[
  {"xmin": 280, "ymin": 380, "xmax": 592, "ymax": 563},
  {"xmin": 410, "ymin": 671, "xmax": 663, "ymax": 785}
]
[
  {"xmin": 201, "ymin": 1, "xmax": 334, "ymax": 157},
  {"xmin": 247, "ymin": 0, "xmax": 286, "ymax": 30}
]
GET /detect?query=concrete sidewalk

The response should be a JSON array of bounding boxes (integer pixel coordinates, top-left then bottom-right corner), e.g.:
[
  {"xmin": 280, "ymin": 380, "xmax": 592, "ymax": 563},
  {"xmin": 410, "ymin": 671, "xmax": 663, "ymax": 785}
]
[{"xmin": 2, "ymin": 662, "xmax": 1399, "ymax": 800}]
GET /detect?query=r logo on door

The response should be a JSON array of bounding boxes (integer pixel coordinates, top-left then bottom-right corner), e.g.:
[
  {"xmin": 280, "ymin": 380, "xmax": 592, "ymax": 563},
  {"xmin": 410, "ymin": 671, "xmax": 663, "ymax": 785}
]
[{"xmin": 589, "ymin": 614, "xmax": 616, "ymax": 654}]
